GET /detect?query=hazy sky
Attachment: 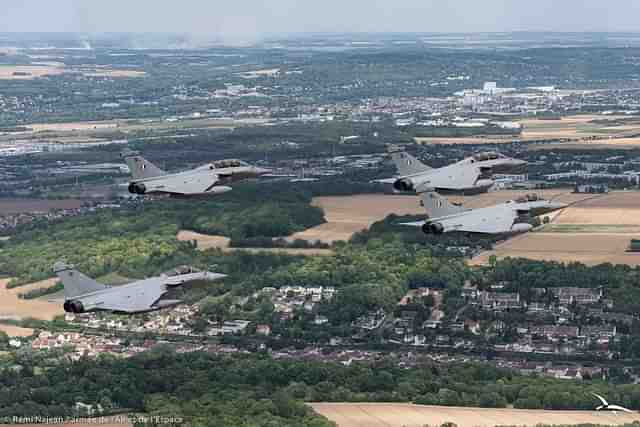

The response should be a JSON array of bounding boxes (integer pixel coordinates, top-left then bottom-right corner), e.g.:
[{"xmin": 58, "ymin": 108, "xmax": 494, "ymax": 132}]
[{"xmin": 2, "ymin": 0, "xmax": 640, "ymax": 36}]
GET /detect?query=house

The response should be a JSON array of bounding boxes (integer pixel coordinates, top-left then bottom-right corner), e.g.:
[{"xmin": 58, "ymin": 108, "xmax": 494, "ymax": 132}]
[
  {"xmin": 256, "ymin": 324, "xmax": 272, "ymax": 336},
  {"xmin": 581, "ymin": 325, "xmax": 616, "ymax": 339},
  {"xmin": 480, "ymin": 291, "xmax": 522, "ymax": 310},
  {"xmin": 435, "ymin": 335, "xmax": 451, "ymax": 346},
  {"xmin": 530, "ymin": 325, "xmax": 579, "ymax": 340},
  {"xmin": 551, "ymin": 287, "xmax": 601, "ymax": 305},
  {"xmin": 207, "ymin": 320, "xmax": 251, "ymax": 336},
  {"xmin": 314, "ymin": 315, "xmax": 329, "ymax": 325},
  {"xmin": 527, "ymin": 302, "xmax": 549, "ymax": 313},
  {"xmin": 353, "ymin": 308, "xmax": 386, "ymax": 330},
  {"xmin": 461, "ymin": 281, "xmax": 479, "ymax": 300},
  {"xmin": 423, "ymin": 320, "xmax": 442, "ymax": 329}
]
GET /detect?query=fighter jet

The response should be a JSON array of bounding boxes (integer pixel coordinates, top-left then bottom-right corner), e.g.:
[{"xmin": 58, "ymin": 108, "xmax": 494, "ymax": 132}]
[
  {"xmin": 382, "ymin": 147, "xmax": 526, "ymax": 195},
  {"xmin": 54, "ymin": 262, "xmax": 226, "ymax": 314},
  {"xmin": 122, "ymin": 150, "xmax": 270, "ymax": 197},
  {"xmin": 402, "ymin": 192, "xmax": 567, "ymax": 235},
  {"xmin": 592, "ymin": 393, "xmax": 633, "ymax": 413}
]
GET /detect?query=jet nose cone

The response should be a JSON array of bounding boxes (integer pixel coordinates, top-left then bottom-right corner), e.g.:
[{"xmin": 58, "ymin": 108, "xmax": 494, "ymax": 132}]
[
  {"xmin": 512, "ymin": 158, "xmax": 528, "ymax": 167},
  {"xmin": 255, "ymin": 167, "xmax": 272, "ymax": 175}
]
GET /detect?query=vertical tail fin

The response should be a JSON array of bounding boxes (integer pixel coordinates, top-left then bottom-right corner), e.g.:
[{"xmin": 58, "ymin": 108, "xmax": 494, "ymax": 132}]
[
  {"xmin": 421, "ymin": 192, "xmax": 467, "ymax": 219},
  {"xmin": 121, "ymin": 150, "xmax": 166, "ymax": 180},
  {"xmin": 389, "ymin": 149, "xmax": 432, "ymax": 177},
  {"xmin": 53, "ymin": 262, "xmax": 107, "ymax": 299}
]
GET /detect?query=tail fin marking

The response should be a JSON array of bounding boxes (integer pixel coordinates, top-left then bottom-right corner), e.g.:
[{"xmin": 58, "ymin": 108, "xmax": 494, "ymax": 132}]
[
  {"xmin": 421, "ymin": 192, "xmax": 467, "ymax": 219},
  {"xmin": 53, "ymin": 262, "xmax": 107, "ymax": 299},
  {"xmin": 122, "ymin": 151, "xmax": 166, "ymax": 180},
  {"xmin": 390, "ymin": 151, "xmax": 432, "ymax": 176}
]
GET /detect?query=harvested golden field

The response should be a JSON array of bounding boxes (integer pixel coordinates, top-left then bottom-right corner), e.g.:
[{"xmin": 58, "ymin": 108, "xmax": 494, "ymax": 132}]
[
  {"xmin": 285, "ymin": 191, "xmax": 585, "ymax": 244},
  {"xmin": 0, "ymin": 65, "xmax": 67, "ymax": 79},
  {"xmin": 0, "ymin": 198, "xmax": 81, "ymax": 214},
  {"xmin": 26, "ymin": 121, "xmax": 119, "ymax": 133},
  {"xmin": 0, "ymin": 324, "xmax": 34, "ymax": 337},
  {"xmin": 0, "ymin": 279, "xmax": 63, "ymax": 321},
  {"xmin": 176, "ymin": 230, "xmax": 333, "ymax": 256},
  {"xmin": 416, "ymin": 115, "xmax": 640, "ymax": 148},
  {"xmin": 310, "ymin": 403, "xmax": 640, "ymax": 427},
  {"xmin": 0, "ymin": 65, "xmax": 145, "ymax": 80},
  {"xmin": 415, "ymin": 137, "xmax": 514, "ymax": 145},
  {"xmin": 81, "ymin": 69, "xmax": 146, "ymax": 78},
  {"xmin": 288, "ymin": 195, "xmax": 424, "ymax": 243},
  {"xmin": 177, "ymin": 230, "xmax": 231, "ymax": 250},
  {"xmin": 471, "ymin": 191, "xmax": 640, "ymax": 266}
]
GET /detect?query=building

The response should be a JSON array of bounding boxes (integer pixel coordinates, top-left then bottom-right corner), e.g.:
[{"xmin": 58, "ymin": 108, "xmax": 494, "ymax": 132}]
[
  {"xmin": 551, "ymin": 287, "xmax": 601, "ymax": 305},
  {"xmin": 479, "ymin": 291, "xmax": 522, "ymax": 311}
]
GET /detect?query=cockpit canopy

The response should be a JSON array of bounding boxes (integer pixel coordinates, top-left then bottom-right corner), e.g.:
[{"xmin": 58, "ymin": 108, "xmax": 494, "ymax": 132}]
[
  {"xmin": 212, "ymin": 159, "xmax": 250, "ymax": 169},
  {"xmin": 515, "ymin": 193, "xmax": 542, "ymax": 203},
  {"xmin": 473, "ymin": 152, "xmax": 506, "ymax": 162}
]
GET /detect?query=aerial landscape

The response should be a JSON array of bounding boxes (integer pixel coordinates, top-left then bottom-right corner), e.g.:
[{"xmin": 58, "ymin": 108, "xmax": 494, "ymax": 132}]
[{"xmin": 5, "ymin": 1, "xmax": 640, "ymax": 427}]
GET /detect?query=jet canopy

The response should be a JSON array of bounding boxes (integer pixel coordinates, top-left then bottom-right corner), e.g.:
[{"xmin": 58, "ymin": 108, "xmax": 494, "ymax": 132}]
[
  {"xmin": 212, "ymin": 159, "xmax": 251, "ymax": 168},
  {"xmin": 472, "ymin": 152, "xmax": 507, "ymax": 162},
  {"xmin": 514, "ymin": 193, "xmax": 542, "ymax": 203}
]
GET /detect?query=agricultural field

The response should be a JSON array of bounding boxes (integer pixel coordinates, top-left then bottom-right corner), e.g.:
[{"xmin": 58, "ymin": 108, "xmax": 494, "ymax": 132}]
[
  {"xmin": 176, "ymin": 230, "xmax": 333, "ymax": 256},
  {"xmin": 0, "ymin": 279, "xmax": 62, "ymax": 321},
  {"xmin": 0, "ymin": 324, "xmax": 34, "ymax": 337},
  {"xmin": 472, "ymin": 191, "xmax": 640, "ymax": 266},
  {"xmin": 284, "ymin": 190, "xmax": 587, "ymax": 244},
  {"xmin": 0, "ymin": 199, "xmax": 81, "ymax": 215},
  {"xmin": 287, "ymin": 194, "xmax": 424, "ymax": 243},
  {"xmin": 310, "ymin": 403, "xmax": 640, "ymax": 427},
  {"xmin": 0, "ymin": 64, "xmax": 145, "ymax": 80},
  {"xmin": 417, "ymin": 115, "xmax": 640, "ymax": 148}
]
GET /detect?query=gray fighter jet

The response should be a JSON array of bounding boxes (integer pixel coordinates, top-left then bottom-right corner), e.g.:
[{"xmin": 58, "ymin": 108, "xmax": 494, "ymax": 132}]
[
  {"xmin": 382, "ymin": 148, "xmax": 526, "ymax": 194},
  {"xmin": 402, "ymin": 192, "xmax": 567, "ymax": 235},
  {"xmin": 122, "ymin": 150, "xmax": 270, "ymax": 197},
  {"xmin": 54, "ymin": 262, "xmax": 226, "ymax": 314}
]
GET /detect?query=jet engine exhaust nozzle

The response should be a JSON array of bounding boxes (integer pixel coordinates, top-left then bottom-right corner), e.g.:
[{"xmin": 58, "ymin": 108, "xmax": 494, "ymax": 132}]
[
  {"xmin": 128, "ymin": 183, "xmax": 146, "ymax": 195},
  {"xmin": 422, "ymin": 222, "xmax": 444, "ymax": 235},
  {"xmin": 393, "ymin": 178, "xmax": 414, "ymax": 193},
  {"xmin": 63, "ymin": 300, "xmax": 85, "ymax": 314}
]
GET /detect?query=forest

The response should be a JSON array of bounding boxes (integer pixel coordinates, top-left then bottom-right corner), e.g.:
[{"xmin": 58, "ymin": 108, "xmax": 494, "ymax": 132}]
[
  {"xmin": 0, "ymin": 183, "xmax": 324, "ymax": 285},
  {"xmin": 3, "ymin": 348, "xmax": 640, "ymax": 426}
]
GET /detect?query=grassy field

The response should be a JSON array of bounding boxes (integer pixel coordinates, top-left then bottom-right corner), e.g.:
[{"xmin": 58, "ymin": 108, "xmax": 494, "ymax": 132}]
[
  {"xmin": 471, "ymin": 191, "xmax": 640, "ymax": 266},
  {"xmin": 310, "ymin": 403, "xmax": 640, "ymax": 427}
]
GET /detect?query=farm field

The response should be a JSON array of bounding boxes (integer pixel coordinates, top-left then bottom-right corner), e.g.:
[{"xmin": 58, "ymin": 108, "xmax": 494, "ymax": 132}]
[
  {"xmin": 0, "ymin": 279, "xmax": 63, "ymax": 321},
  {"xmin": 416, "ymin": 114, "xmax": 640, "ymax": 148},
  {"xmin": 0, "ymin": 324, "xmax": 34, "ymax": 337},
  {"xmin": 176, "ymin": 230, "xmax": 333, "ymax": 256},
  {"xmin": 0, "ymin": 64, "xmax": 145, "ymax": 80},
  {"xmin": 309, "ymin": 403, "xmax": 640, "ymax": 427},
  {"xmin": 287, "ymin": 190, "xmax": 587, "ymax": 244},
  {"xmin": 288, "ymin": 194, "xmax": 424, "ymax": 243},
  {"xmin": 0, "ymin": 198, "xmax": 81, "ymax": 215},
  {"xmin": 471, "ymin": 191, "xmax": 640, "ymax": 266}
]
